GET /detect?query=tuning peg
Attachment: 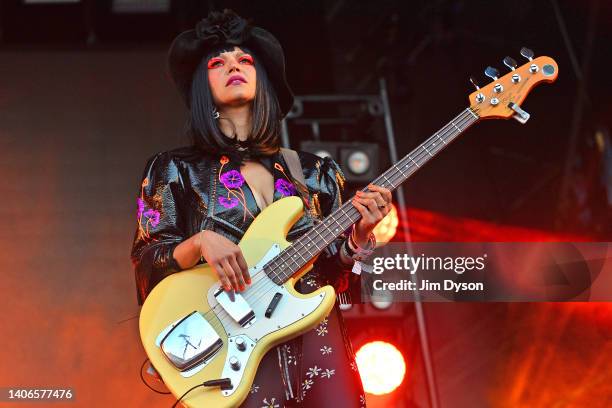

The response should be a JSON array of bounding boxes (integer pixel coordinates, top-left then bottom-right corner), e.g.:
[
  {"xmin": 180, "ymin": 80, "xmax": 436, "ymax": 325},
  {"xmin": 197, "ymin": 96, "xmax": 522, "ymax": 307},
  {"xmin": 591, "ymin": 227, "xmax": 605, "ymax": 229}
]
[
  {"xmin": 503, "ymin": 56, "xmax": 517, "ymax": 71},
  {"xmin": 469, "ymin": 76, "xmax": 481, "ymax": 90},
  {"xmin": 520, "ymin": 47, "xmax": 534, "ymax": 61},
  {"xmin": 484, "ymin": 66, "xmax": 500, "ymax": 80}
]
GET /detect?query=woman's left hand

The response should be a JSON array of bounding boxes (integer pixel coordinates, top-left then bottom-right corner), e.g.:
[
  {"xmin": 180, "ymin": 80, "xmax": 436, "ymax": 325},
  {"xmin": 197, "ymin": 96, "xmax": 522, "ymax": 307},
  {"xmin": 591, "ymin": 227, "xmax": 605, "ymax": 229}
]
[{"xmin": 351, "ymin": 184, "xmax": 393, "ymax": 247}]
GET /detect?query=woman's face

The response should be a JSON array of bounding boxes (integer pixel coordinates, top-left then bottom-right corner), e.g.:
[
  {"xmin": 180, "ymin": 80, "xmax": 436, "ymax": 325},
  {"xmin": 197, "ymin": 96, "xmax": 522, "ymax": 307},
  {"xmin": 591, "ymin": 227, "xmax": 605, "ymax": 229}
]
[{"xmin": 207, "ymin": 46, "xmax": 257, "ymax": 109}]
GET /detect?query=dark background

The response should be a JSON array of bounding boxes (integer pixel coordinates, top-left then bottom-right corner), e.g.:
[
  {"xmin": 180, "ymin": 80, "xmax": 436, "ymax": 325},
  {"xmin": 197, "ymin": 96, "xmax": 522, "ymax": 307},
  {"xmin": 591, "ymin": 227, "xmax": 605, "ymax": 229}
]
[{"xmin": 1, "ymin": 1, "xmax": 610, "ymax": 407}]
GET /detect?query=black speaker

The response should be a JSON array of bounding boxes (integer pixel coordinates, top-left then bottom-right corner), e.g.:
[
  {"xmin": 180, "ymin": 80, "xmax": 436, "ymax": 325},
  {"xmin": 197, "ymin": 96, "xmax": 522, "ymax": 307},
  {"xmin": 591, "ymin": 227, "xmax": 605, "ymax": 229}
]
[{"xmin": 300, "ymin": 141, "xmax": 379, "ymax": 184}]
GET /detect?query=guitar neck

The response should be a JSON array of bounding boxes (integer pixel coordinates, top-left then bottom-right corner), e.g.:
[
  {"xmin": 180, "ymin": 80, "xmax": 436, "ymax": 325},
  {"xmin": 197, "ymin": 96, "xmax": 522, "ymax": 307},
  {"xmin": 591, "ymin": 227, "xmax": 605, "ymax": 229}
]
[{"xmin": 268, "ymin": 107, "xmax": 480, "ymax": 284}]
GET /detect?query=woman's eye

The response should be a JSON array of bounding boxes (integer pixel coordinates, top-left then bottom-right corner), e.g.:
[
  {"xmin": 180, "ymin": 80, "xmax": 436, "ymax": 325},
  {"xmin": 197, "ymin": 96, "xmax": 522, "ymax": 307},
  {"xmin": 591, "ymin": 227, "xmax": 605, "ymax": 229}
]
[
  {"xmin": 207, "ymin": 58, "xmax": 224, "ymax": 69},
  {"xmin": 239, "ymin": 55, "xmax": 254, "ymax": 65}
]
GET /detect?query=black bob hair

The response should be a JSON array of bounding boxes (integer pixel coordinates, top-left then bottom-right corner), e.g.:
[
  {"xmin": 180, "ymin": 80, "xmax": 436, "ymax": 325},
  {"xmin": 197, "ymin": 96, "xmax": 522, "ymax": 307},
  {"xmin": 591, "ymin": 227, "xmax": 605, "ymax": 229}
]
[{"xmin": 188, "ymin": 45, "xmax": 282, "ymax": 157}]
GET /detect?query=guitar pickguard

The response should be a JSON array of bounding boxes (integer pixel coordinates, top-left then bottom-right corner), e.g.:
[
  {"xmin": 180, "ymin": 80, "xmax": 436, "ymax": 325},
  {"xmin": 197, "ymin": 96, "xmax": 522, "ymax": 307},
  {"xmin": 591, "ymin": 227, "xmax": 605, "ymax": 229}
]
[{"xmin": 205, "ymin": 243, "xmax": 327, "ymax": 396}]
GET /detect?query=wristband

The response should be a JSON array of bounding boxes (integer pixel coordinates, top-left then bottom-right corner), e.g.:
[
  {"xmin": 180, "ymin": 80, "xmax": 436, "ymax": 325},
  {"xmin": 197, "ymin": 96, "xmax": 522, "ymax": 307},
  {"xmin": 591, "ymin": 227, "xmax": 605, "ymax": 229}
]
[
  {"xmin": 343, "ymin": 225, "xmax": 376, "ymax": 262},
  {"xmin": 348, "ymin": 225, "xmax": 376, "ymax": 252}
]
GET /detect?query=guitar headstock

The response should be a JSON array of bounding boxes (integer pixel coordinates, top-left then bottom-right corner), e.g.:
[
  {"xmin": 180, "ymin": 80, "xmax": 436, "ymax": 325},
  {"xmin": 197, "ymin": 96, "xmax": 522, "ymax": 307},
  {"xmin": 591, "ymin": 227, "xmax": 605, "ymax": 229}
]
[{"xmin": 469, "ymin": 48, "xmax": 558, "ymax": 123}]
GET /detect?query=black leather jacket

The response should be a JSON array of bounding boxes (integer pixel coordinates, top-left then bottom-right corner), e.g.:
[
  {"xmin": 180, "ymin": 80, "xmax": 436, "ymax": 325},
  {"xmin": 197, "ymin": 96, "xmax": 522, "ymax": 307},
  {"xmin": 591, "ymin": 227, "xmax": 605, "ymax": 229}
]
[{"xmin": 130, "ymin": 145, "xmax": 353, "ymax": 305}]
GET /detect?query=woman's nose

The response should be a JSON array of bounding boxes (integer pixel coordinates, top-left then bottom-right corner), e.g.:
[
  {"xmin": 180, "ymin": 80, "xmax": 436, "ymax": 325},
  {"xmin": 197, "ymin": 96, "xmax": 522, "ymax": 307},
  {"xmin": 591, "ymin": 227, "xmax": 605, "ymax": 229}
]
[{"xmin": 227, "ymin": 59, "xmax": 241, "ymax": 73}]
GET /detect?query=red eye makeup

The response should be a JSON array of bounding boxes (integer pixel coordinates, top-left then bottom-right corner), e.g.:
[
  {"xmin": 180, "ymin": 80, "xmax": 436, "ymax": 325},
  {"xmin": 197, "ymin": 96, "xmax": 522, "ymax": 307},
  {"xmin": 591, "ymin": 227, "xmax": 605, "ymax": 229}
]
[
  {"xmin": 207, "ymin": 57, "xmax": 224, "ymax": 69},
  {"xmin": 239, "ymin": 55, "xmax": 254, "ymax": 65}
]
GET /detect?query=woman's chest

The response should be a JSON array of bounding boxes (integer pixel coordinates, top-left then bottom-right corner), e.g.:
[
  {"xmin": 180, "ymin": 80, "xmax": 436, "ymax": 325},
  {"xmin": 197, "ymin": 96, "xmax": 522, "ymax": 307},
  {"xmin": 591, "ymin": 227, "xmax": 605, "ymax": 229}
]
[
  {"xmin": 213, "ymin": 154, "xmax": 299, "ymax": 223},
  {"xmin": 240, "ymin": 161, "xmax": 275, "ymax": 211}
]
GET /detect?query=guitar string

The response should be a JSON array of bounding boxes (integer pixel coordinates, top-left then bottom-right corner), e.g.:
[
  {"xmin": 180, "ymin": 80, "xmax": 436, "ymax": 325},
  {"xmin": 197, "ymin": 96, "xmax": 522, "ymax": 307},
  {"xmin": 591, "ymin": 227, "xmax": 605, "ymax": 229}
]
[
  {"xmin": 191, "ymin": 108, "xmax": 476, "ymax": 335},
  {"xmin": 187, "ymin": 108, "xmax": 477, "ymax": 334}
]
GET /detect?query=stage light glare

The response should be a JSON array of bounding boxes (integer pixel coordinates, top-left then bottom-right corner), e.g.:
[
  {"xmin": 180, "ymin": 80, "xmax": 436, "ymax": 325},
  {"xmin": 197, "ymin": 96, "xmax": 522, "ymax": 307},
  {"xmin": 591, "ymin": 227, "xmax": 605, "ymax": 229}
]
[
  {"xmin": 356, "ymin": 341, "xmax": 406, "ymax": 395},
  {"xmin": 373, "ymin": 203, "xmax": 398, "ymax": 244}
]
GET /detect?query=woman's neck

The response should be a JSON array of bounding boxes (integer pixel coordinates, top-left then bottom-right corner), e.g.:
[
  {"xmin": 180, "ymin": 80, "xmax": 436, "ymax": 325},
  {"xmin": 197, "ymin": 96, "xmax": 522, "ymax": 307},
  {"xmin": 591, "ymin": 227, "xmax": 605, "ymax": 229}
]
[{"xmin": 218, "ymin": 105, "xmax": 252, "ymax": 142}]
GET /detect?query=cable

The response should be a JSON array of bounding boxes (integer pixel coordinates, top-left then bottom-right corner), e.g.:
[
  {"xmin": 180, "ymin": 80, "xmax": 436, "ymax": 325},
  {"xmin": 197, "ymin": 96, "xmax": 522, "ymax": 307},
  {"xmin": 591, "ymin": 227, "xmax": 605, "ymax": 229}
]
[
  {"xmin": 171, "ymin": 383, "xmax": 207, "ymax": 408},
  {"xmin": 139, "ymin": 358, "xmax": 171, "ymax": 395}
]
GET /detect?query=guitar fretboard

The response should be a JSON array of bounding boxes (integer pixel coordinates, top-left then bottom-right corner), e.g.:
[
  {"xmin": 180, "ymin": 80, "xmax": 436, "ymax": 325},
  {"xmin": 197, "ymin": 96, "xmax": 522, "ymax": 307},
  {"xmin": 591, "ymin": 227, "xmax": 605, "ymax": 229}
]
[{"xmin": 266, "ymin": 107, "xmax": 480, "ymax": 284}]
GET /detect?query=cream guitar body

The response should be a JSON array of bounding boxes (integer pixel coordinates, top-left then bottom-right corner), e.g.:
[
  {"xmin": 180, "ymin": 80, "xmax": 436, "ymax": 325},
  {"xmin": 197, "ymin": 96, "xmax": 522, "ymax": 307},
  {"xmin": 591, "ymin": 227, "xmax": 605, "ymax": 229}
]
[{"xmin": 139, "ymin": 196, "xmax": 336, "ymax": 408}]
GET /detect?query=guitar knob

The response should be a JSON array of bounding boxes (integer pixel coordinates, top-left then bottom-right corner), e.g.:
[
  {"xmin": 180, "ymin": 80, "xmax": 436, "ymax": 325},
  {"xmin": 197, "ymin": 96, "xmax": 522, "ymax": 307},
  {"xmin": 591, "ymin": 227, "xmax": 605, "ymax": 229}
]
[
  {"xmin": 520, "ymin": 47, "xmax": 534, "ymax": 61},
  {"xmin": 503, "ymin": 56, "xmax": 517, "ymax": 71},
  {"xmin": 493, "ymin": 84, "xmax": 504, "ymax": 93},
  {"xmin": 484, "ymin": 66, "xmax": 500, "ymax": 81},
  {"xmin": 235, "ymin": 336, "xmax": 246, "ymax": 351},
  {"xmin": 229, "ymin": 356, "xmax": 241, "ymax": 371}
]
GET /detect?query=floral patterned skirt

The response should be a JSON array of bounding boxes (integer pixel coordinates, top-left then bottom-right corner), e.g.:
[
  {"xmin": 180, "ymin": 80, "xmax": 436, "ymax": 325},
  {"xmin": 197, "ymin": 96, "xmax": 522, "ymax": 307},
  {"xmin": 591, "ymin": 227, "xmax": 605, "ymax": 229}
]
[{"xmin": 240, "ymin": 301, "xmax": 366, "ymax": 408}]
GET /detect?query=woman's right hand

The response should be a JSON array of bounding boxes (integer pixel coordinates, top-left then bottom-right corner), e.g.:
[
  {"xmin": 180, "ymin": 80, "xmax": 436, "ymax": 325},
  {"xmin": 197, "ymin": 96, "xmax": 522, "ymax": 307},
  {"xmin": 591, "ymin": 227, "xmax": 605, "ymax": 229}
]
[{"xmin": 197, "ymin": 230, "xmax": 251, "ymax": 292}]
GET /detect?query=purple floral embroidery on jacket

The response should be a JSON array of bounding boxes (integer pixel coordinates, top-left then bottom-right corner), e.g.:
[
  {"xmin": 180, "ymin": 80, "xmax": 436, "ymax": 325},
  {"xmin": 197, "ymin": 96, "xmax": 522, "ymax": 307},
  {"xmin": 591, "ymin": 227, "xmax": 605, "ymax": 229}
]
[
  {"xmin": 143, "ymin": 209, "xmax": 160, "ymax": 227},
  {"xmin": 217, "ymin": 156, "xmax": 254, "ymax": 221},
  {"xmin": 220, "ymin": 169, "xmax": 245, "ymax": 189},
  {"xmin": 137, "ymin": 198, "xmax": 145, "ymax": 219},
  {"xmin": 218, "ymin": 196, "xmax": 240, "ymax": 209},
  {"xmin": 275, "ymin": 178, "xmax": 296, "ymax": 197}
]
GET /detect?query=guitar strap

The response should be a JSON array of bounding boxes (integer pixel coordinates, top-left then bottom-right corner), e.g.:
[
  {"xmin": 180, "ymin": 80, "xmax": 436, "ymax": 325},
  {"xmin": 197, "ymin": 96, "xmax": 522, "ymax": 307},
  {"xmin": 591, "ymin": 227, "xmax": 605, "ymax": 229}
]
[
  {"xmin": 278, "ymin": 147, "xmax": 307, "ymax": 403},
  {"xmin": 280, "ymin": 148, "xmax": 310, "ymax": 208}
]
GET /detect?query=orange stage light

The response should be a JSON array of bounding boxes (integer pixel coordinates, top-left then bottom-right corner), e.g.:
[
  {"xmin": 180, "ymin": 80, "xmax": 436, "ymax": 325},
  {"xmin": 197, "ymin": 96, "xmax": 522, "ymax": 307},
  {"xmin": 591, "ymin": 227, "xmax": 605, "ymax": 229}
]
[
  {"xmin": 355, "ymin": 341, "xmax": 407, "ymax": 395},
  {"xmin": 373, "ymin": 203, "xmax": 399, "ymax": 244}
]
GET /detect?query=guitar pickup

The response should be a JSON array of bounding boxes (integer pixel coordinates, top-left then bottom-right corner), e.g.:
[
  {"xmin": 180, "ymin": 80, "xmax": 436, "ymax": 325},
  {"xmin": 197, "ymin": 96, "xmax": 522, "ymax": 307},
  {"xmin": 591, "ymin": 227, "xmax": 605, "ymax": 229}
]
[
  {"xmin": 508, "ymin": 102, "xmax": 530, "ymax": 124},
  {"xmin": 215, "ymin": 289, "xmax": 256, "ymax": 328},
  {"xmin": 265, "ymin": 293, "xmax": 283, "ymax": 318}
]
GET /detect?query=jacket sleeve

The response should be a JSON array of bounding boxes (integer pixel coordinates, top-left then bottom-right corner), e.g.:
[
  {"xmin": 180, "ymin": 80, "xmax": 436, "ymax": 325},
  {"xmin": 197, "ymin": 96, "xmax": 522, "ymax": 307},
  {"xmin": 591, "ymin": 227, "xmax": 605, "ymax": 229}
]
[
  {"xmin": 312, "ymin": 157, "xmax": 356, "ymax": 293},
  {"xmin": 130, "ymin": 152, "xmax": 187, "ymax": 305}
]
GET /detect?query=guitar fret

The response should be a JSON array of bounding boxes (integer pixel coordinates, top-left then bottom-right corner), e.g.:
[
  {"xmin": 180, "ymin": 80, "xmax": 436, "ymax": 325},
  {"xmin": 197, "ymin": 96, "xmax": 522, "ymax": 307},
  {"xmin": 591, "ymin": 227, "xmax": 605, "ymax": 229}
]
[
  {"xmin": 409, "ymin": 155, "xmax": 420, "ymax": 167},
  {"xmin": 338, "ymin": 207, "xmax": 355, "ymax": 227},
  {"xmin": 379, "ymin": 173, "xmax": 391, "ymax": 188},
  {"xmin": 286, "ymin": 252, "xmax": 300, "ymax": 268},
  {"xmin": 310, "ymin": 228, "xmax": 325, "ymax": 250},
  {"xmin": 467, "ymin": 108, "xmax": 478, "ymax": 119},
  {"xmin": 292, "ymin": 247, "xmax": 308, "ymax": 263},
  {"xmin": 330, "ymin": 217, "xmax": 344, "ymax": 233},
  {"xmin": 302, "ymin": 240, "xmax": 315, "ymax": 256},
  {"xmin": 395, "ymin": 163, "xmax": 407, "ymax": 177},
  {"xmin": 436, "ymin": 133, "xmax": 447, "ymax": 145},
  {"xmin": 451, "ymin": 120, "xmax": 461, "ymax": 132},
  {"xmin": 423, "ymin": 145, "xmax": 433, "ymax": 157}
]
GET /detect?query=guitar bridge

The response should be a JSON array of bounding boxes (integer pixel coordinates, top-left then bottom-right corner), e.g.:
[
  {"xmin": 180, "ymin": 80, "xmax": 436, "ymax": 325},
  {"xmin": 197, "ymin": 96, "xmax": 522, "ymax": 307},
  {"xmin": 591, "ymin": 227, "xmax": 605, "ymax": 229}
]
[{"xmin": 160, "ymin": 311, "xmax": 223, "ymax": 372}]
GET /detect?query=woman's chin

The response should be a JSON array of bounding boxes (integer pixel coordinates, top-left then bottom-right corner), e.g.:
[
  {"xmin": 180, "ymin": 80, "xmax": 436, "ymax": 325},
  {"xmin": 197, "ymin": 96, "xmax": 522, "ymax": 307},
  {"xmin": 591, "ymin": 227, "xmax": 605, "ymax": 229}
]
[{"xmin": 220, "ymin": 95, "xmax": 255, "ymax": 108}]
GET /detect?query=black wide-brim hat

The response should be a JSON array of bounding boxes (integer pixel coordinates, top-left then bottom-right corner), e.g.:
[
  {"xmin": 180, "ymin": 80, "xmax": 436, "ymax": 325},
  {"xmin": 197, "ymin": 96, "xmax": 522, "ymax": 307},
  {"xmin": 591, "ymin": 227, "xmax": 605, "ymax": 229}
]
[{"xmin": 168, "ymin": 9, "xmax": 294, "ymax": 116}]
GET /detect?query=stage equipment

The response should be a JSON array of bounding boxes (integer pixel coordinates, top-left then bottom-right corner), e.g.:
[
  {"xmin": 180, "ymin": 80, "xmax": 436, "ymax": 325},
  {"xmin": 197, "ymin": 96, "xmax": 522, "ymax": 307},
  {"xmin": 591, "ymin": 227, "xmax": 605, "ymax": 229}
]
[
  {"xmin": 112, "ymin": 0, "xmax": 170, "ymax": 13},
  {"xmin": 300, "ymin": 140, "xmax": 380, "ymax": 183},
  {"xmin": 139, "ymin": 50, "xmax": 558, "ymax": 407},
  {"xmin": 23, "ymin": 0, "xmax": 79, "ymax": 3}
]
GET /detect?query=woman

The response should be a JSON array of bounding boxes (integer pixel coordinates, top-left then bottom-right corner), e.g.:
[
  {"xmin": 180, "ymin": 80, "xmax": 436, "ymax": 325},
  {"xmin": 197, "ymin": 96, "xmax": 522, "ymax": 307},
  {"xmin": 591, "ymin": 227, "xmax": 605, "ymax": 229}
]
[{"xmin": 131, "ymin": 9, "xmax": 392, "ymax": 407}]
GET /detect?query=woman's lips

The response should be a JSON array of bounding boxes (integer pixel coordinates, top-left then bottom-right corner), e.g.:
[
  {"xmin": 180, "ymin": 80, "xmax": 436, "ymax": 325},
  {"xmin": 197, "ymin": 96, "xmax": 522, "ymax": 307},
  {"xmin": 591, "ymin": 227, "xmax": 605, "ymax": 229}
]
[{"xmin": 226, "ymin": 75, "xmax": 247, "ymax": 86}]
